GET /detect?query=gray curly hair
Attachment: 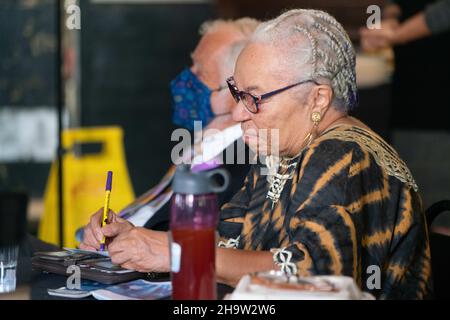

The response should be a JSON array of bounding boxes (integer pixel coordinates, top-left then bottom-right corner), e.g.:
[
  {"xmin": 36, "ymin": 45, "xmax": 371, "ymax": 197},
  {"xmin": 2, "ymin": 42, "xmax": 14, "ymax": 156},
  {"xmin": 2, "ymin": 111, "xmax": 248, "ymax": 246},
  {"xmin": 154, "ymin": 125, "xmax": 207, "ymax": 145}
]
[
  {"xmin": 199, "ymin": 17, "xmax": 260, "ymax": 38},
  {"xmin": 251, "ymin": 9, "xmax": 358, "ymax": 112}
]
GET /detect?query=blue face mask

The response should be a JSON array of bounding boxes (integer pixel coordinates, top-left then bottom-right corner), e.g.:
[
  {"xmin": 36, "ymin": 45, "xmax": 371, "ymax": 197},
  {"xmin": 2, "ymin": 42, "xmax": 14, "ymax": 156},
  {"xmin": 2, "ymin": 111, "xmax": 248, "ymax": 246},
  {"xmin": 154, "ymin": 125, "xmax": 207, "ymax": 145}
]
[{"xmin": 170, "ymin": 68, "xmax": 216, "ymax": 131}]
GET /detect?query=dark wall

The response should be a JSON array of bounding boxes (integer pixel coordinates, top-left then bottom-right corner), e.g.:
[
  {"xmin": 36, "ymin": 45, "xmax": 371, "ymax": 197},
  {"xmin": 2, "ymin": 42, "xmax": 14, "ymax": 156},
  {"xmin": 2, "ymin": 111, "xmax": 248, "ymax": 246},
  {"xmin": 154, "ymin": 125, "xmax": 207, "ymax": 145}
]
[
  {"xmin": 1, "ymin": 1, "xmax": 216, "ymax": 197},
  {"xmin": 0, "ymin": 0, "xmax": 55, "ymax": 196},
  {"xmin": 80, "ymin": 2, "xmax": 215, "ymax": 195},
  {"xmin": 0, "ymin": 0, "xmax": 56, "ymax": 105}
]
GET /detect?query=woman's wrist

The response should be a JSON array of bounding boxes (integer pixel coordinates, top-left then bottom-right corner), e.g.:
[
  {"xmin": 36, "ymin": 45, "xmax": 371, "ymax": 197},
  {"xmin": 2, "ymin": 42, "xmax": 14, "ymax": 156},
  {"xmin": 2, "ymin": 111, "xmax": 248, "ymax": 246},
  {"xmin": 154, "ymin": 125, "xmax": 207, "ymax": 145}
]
[{"xmin": 216, "ymin": 247, "xmax": 280, "ymax": 287}]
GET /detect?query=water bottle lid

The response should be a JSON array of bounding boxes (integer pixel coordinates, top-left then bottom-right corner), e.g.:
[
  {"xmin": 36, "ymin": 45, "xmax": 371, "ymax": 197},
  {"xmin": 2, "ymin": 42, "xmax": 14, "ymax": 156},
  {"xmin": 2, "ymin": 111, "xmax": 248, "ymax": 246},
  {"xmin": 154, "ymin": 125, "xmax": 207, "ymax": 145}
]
[{"xmin": 172, "ymin": 164, "xmax": 230, "ymax": 195}]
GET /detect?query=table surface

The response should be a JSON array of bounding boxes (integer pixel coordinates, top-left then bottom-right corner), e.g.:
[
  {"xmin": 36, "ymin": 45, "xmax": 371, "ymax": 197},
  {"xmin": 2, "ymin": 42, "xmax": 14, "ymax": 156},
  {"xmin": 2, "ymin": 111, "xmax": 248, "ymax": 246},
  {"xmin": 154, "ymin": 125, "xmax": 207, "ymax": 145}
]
[{"xmin": 1, "ymin": 257, "xmax": 233, "ymax": 300}]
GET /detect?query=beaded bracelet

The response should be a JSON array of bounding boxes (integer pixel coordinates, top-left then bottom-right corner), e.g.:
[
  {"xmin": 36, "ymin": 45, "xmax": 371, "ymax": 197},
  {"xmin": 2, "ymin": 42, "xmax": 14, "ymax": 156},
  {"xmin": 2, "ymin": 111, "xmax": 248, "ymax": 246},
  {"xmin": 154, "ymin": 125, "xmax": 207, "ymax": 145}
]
[{"xmin": 270, "ymin": 247, "xmax": 298, "ymax": 275}]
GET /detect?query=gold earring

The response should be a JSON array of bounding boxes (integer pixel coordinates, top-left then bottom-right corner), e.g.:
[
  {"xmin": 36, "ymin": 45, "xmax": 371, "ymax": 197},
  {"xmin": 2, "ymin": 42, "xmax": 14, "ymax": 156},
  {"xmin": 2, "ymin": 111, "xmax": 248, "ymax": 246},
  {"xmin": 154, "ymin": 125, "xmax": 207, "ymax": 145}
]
[
  {"xmin": 311, "ymin": 112, "xmax": 321, "ymax": 126},
  {"xmin": 301, "ymin": 112, "xmax": 321, "ymax": 148}
]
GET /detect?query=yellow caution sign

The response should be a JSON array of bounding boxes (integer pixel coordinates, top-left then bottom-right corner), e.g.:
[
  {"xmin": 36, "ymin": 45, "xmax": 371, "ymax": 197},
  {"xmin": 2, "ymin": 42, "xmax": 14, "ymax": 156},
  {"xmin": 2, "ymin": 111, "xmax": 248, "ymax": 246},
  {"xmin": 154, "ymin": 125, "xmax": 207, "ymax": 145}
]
[{"xmin": 39, "ymin": 126, "xmax": 135, "ymax": 247}]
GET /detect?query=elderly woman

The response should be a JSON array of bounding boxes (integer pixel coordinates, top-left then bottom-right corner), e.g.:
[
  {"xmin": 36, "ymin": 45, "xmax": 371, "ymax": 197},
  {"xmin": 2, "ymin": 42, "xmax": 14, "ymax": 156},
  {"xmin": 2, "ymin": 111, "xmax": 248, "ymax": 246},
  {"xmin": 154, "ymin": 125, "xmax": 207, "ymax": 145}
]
[
  {"xmin": 82, "ymin": 9, "xmax": 432, "ymax": 300},
  {"xmin": 217, "ymin": 9, "xmax": 432, "ymax": 299}
]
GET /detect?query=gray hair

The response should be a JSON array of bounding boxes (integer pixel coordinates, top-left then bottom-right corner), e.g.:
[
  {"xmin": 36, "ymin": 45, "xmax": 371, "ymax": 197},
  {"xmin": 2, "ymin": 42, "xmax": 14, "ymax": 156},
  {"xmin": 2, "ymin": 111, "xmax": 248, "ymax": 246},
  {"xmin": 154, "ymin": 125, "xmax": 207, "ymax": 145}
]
[
  {"xmin": 200, "ymin": 18, "xmax": 260, "ymax": 81},
  {"xmin": 251, "ymin": 9, "xmax": 358, "ymax": 112},
  {"xmin": 199, "ymin": 17, "xmax": 260, "ymax": 39},
  {"xmin": 221, "ymin": 40, "xmax": 247, "ymax": 79}
]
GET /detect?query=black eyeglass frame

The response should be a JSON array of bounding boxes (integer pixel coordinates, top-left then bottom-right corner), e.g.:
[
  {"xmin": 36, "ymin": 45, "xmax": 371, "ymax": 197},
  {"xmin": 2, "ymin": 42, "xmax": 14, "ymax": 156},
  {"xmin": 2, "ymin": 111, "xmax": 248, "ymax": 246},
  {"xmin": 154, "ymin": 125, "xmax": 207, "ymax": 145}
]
[{"xmin": 226, "ymin": 76, "xmax": 319, "ymax": 113}]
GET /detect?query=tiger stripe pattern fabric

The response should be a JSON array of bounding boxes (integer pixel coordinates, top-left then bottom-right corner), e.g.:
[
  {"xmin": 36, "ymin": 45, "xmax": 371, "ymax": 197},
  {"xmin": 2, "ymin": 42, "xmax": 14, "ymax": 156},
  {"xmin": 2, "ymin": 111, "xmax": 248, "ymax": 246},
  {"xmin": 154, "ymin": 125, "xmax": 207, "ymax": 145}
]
[{"xmin": 218, "ymin": 125, "xmax": 432, "ymax": 299}]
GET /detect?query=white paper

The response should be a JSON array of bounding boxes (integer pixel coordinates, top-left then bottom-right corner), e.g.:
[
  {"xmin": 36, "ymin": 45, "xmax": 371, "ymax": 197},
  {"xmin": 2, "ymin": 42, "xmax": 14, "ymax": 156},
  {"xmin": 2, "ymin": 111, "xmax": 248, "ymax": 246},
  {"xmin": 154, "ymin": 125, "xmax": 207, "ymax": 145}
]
[
  {"xmin": 127, "ymin": 190, "xmax": 173, "ymax": 227},
  {"xmin": 192, "ymin": 123, "xmax": 242, "ymax": 165}
]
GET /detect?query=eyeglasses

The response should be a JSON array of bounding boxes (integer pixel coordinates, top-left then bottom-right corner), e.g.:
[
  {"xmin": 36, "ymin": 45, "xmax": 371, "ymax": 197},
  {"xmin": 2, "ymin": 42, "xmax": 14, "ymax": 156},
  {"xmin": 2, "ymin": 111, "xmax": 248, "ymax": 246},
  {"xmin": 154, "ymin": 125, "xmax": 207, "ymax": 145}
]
[{"xmin": 226, "ymin": 76, "xmax": 319, "ymax": 113}]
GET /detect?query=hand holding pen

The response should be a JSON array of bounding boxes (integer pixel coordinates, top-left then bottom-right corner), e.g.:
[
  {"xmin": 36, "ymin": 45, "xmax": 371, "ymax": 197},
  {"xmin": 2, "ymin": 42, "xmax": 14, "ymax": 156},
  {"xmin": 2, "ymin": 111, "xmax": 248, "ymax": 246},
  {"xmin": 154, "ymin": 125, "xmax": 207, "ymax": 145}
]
[{"xmin": 79, "ymin": 171, "xmax": 134, "ymax": 251}]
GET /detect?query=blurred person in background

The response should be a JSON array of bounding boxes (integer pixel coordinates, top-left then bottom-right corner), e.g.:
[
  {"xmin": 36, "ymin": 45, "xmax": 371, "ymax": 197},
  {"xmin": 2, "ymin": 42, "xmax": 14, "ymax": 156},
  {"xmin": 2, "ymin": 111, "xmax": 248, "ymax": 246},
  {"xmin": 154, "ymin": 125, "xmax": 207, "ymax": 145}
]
[
  {"xmin": 359, "ymin": 0, "xmax": 450, "ymax": 129},
  {"xmin": 360, "ymin": 0, "xmax": 450, "ymax": 235},
  {"xmin": 359, "ymin": 0, "xmax": 450, "ymax": 130},
  {"xmin": 360, "ymin": 0, "xmax": 450, "ymax": 49}
]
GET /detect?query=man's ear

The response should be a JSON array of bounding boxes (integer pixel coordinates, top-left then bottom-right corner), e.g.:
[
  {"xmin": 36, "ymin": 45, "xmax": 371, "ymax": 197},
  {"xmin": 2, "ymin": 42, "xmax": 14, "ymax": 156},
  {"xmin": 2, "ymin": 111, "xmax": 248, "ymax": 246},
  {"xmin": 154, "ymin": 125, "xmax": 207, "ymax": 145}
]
[
  {"xmin": 211, "ymin": 88, "xmax": 233, "ymax": 115},
  {"xmin": 310, "ymin": 84, "xmax": 333, "ymax": 115}
]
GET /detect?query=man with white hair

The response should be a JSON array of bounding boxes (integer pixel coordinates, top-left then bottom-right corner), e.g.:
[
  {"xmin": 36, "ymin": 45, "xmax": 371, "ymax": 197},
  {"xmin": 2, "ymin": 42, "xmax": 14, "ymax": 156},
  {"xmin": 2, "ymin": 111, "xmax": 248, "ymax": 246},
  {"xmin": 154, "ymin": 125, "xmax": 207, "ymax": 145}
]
[
  {"xmin": 171, "ymin": 18, "xmax": 260, "ymax": 132},
  {"xmin": 83, "ymin": 10, "xmax": 432, "ymax": 300}
]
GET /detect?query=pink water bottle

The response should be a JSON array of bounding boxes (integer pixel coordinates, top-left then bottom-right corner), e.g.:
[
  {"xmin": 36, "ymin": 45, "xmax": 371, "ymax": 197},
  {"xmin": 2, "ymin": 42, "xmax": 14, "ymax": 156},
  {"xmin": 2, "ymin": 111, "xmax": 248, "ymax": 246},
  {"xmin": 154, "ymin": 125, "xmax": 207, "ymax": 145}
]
[{"xmin": 170, "ymin": 164, "xmax": 229, "ymax": 300}]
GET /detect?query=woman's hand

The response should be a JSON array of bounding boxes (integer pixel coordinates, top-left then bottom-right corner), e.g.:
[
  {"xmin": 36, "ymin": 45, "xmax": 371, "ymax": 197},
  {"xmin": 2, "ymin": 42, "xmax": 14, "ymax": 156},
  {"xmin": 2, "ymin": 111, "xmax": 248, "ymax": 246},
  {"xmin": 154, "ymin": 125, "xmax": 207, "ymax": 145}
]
[
  {"xmin": 108, "ymin": 228, "xmax": 170, "ymax": 273},
  {"xmin": 360, "ymin": 12, "xmax": 431, "ymax": 51},
  {"xmin": 216, "ymin": 247, "xmax": 278, "ymax": 287},
  {"xmin": 360, "ymin": 19, "xmax": 400, "ymax": 52},
  {"xmin": 79, "ymin": 207, "xmax": 134, "ymax": 251}
]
